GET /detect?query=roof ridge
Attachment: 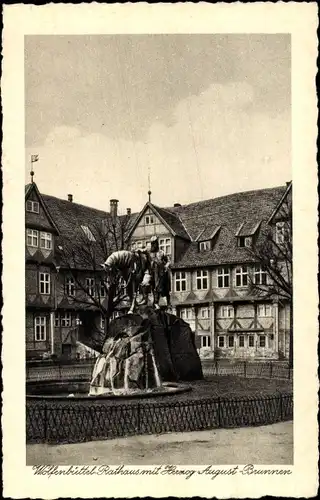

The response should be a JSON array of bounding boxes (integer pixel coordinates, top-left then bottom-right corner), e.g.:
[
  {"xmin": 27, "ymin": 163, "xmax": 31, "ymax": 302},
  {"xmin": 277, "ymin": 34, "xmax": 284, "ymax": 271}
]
[
  {"xmin": 153, "ymin": 204, "xmax": 179, "ymax": 218},
  {"xmin": 167, "ymin": 185, "xmax": 287, "ymax": 211},
  {"xmin": 42, "ymin": 192, "xmax": 110, "ymax": 215}
]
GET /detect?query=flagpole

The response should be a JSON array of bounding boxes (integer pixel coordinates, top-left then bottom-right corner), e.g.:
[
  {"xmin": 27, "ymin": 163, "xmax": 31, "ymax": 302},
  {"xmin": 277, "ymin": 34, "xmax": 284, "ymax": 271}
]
[{"xmin": 30, "ymin": 154, "xmax": 38, "ymax": 183}]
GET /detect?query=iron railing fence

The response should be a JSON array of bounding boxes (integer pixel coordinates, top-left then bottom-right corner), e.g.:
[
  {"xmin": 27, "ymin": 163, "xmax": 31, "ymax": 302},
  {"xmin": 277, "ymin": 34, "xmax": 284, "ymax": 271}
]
[
  {"xmin": 26, "ymin": 358, "xmax": 292, "ymax": 382},
  {"xmin": 26, "ymin": 391, "xmax": 293, "ymax": 444},
  {"xmin": 201, "ymin": 360, "xmax": 292, "ymax": 380}
]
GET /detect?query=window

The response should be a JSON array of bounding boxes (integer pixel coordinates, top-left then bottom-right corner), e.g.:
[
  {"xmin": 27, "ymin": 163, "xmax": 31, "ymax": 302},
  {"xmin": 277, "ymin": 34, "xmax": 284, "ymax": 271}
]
[
  {"xmin": 86, "ymin": 278, "xmax": 95, "ymax": 296},
  {"xmin": 175, "ymin": 271, "xmax": 187, "ymax": 292},
  {"xmin": 228, "ymin": 335, "xmax": 234, "ymax": 348},
  {"xmin": 26, "ymin": 200, "xmax": 39, "ymax": 213},
  {"xmin": 61, "ymin": 312, "xmax": 72, "ymax": 327},
  {"xmin": 180, "ymin": 308, "xmax": 193, "ymax": 320},
  {"xmin": 221, "ymin": 305, "xmax": 234, "ymax": 318},
  {"xmin": 196, "ymin": 270, "xmax": 208, "ymax": 290},
  {"xmin": 201, "ymin": 335, "xmax": 211, "ymax": 348},
  {"xmin": 239, "ymin": 335, "xmax": 245, "ymax": 347},
  {"xmin": 254, "ymin": 265, "xmax": 267, "ymax": 285},
  {"xmin": 54, "ymin": 314, "xmax": 60, "ymax": 327},
  {"xmin": 145, "ymin": 215, "xmax": 154, "ymax": 225},
  {"xmin": 99, "ymin": 282, "xmax": 107, "ymax": 298},
  {"xmin": 199, "ymin": 240, "xmax": 211, "ymax": 251},
  {"xmin": 238, "ymin": 236, "xmax": 252, "ymax": 248},
  {"xmin": 100, "ymin": 315, "xmax": 106, "ymax": 330},
  {"xmin": 65, "ymin": 277, "xmax": 75, "ymax": 297},
  {"xmin": 40, "ymin": 232, "xmax": 52, "ymax": 250},
  {"xmin": 81, "ymin": 225, "xmax": 96, "ymax": 242},
  {"xmin": 258, "ymin": 304, "xmax": 272, "ymax": 317},
  {"xmin": 259, "ymin": 335, "xmax": 266, "ymax": 348},
  {"xmin": 248, "ymin": 335, "xmax": 255, "ymax": 347},
  {"xmin": 218, "ymin": 336, "xmax": 225, "ymax": 348},
  {"xmin": 159, "ymin": 238, "xmax": 171, "ymax": 256},
  {"xmin": 39, "ymin": 273, "xmax": 50, "ymax": 294},
  {"xmin": 275, "ymin": 222, "xmax": 285, "ymax": 244},
  {"xmin": 35, "ymin": 316, "xmax": 46, "ymax": 341},
  {"xmin": 217, "ymin": 267, "xmax": 230, "ymax": 288},
  {"xmin": 235, "ymin": 266, "xmax": 248, "ymax": 287},
  {"xmin": 26, "ymin": 229, "xmax": 39, "ymax": 247},
  {"xmin": 199, "ymin": 307, "xmax": 210, "ymax": 319}
]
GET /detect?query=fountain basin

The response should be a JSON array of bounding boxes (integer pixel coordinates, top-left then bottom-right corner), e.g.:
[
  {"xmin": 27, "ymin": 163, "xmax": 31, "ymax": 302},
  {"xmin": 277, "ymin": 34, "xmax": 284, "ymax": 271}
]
[{"xmin": 26, "ymin": 380, "xmax": 191, "ymax": 399}]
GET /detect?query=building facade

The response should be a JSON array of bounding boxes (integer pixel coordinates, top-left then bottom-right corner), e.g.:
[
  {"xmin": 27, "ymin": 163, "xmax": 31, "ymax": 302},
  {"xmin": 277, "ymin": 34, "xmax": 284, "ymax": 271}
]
[{"xmin": 25, "ymin": 181, "xmax": 292, "ymax": 361}]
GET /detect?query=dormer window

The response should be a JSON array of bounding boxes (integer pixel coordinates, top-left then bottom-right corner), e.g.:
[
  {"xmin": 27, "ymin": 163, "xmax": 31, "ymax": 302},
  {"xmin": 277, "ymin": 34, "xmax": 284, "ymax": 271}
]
[
  {"xmin": 26, "ymin": 200, "xmax": 39, "ymax": 213},
  {"xmin": 81, "ymin": 225, "xmax": 96, "ymax": 242},
  {"xmin": 199, "ymin": 240, "xmax": 211, "ymax": 251},
  {"xmin": 145, "ymin": 215, "xmax": 154, "ymax": 225},
  {"xmin": 238, "ymin": 236, "xmax": 252, "ymax": 248}
]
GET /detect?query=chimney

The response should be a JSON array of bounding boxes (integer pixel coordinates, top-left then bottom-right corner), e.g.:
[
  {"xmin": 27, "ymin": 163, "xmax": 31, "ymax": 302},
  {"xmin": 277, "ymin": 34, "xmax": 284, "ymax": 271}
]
[
  {"xmin": 126, "ymin": 208, "xmax": 131, "ymax": 216},
  {"xmin": 286, "ymin": 181, "xmax": 291, "ymax": 187},
  {"xmin": 174, "ymin": 203, "xmax": 181, "ymax": 207},
  {"xmin": 110, "ymin": 199, "xmax": 119, "ymax": 218},
  {"xmin": 68, "ymin": 194, "xmax": 73, "ymax": 202}
]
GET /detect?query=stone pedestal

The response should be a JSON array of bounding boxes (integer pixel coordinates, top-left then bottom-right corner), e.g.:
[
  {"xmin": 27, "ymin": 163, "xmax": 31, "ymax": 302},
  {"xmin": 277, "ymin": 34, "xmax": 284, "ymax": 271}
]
[{"xmin": 89, "ymin": 306, "xmax": 203, "ymax": 395}]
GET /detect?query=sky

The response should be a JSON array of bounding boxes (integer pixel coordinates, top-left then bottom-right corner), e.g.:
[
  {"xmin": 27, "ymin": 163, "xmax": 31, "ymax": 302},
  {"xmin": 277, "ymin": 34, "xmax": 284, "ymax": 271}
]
[{"xmin": 25, "ymin": 34, "xmax": 291, "ymax": 213}]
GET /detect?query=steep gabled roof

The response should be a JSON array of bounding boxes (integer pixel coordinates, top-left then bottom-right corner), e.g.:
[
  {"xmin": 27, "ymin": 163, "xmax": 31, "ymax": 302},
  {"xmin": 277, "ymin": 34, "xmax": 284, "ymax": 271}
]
[
  {"xmin": 41, "ymin": 194, "xmax": 135, "ymax": 269},
  {"xmin": 32, "ymin": 183, "xmax": 287, "ymax": 271},
  {"xmin": 267, "ymin": 181, "xmax": 292, "ymax": 224},
  {"xmin": 25, "ymin": 182, "xmax": 60, "ymax": 234},
  {"xmin": 128, "ymin": 201, "xmax": 190, "ymax": 240},
  {"xmin": 168, "ymin": 186, "xmax": 287, "ymax": 269},
  {"xmin": 152, "ymin": 205, "xmax": 190, "ymax": 240}
]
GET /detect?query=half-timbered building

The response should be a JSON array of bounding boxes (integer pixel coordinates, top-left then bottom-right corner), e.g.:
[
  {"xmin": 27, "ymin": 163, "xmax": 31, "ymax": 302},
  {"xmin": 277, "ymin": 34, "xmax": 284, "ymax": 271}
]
[{"xmin": 25, "ymin": 180, "xmax": 292, "ymax": 361}]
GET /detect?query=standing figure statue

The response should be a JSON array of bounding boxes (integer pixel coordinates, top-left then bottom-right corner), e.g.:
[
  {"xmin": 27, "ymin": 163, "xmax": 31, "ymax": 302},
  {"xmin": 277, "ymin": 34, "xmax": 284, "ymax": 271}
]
[{"xmin": 139, "ymin": 236, "xmax": 171, "ymax": 310}]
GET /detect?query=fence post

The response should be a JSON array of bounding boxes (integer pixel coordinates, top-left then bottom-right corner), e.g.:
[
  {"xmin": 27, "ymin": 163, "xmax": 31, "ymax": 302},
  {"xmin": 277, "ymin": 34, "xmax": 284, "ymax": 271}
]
[
  {"xmin": 244, "ymin": 361, "xmax": 247, "ymax": 378},
  {"xmin": 44, "ymin": 404, "xmax": 48, "ymax": 442},
  {"xmin": 215, "ymin": 359, "xmax": 218, "ymax": 376},
  {"xmin": 270, "ymin": 362, "xmax": 273, "ymax": 379},
  {"xmin": 279, "ymin": 392, "xmax": 283, "ymax": 420},
  {"xmin": 217, "ymin": 397, "xmax": 221, "ymax": 426},
  {"xmin": 137, "ymin": 403, "xmax": 141, "ymax": 434}
]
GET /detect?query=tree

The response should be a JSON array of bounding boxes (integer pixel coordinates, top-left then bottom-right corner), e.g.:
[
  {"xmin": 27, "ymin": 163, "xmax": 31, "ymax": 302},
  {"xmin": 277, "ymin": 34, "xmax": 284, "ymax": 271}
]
[
  {"xmin": 56, "ymin": 212, "xmax": 133, "ymax": 350},
  {"xmin": 247, "ymin": 192, "xmax": 293, "ymax": 367}
]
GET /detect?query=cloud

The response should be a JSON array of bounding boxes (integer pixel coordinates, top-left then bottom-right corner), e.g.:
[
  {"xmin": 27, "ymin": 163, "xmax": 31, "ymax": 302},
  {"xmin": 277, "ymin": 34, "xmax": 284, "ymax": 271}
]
[
  {"xmin": 26, "ymin": 81, "xmax": 290, "ymax": 212},
  {"xmin": 44, "ymin": 126, "xmax": 82, "ymax": 147}
]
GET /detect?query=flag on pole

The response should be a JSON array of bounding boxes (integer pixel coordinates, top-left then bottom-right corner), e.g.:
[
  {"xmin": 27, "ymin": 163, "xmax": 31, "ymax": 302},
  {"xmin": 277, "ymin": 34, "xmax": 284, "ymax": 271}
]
[{"xmin": 31, "ymin": 154, "xmax": 39, "ymax": 163}]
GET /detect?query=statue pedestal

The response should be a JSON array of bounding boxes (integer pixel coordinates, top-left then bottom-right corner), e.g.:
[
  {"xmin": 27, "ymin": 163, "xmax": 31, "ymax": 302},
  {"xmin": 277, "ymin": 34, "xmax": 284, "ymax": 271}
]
[{"xmin": 89, "ymin": 306, "xmax": 203, "ymax": 396}]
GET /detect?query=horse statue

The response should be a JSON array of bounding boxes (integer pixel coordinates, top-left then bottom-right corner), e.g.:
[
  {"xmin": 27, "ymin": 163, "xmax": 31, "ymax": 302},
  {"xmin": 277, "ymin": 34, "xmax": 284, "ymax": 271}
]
[
  {"xmin": 102, "ymin": 249, "xmax": 150, "ymax": 314},
  {"xmin": 102, "ymin": 237, "xmax": 171, "ymax": 314}
]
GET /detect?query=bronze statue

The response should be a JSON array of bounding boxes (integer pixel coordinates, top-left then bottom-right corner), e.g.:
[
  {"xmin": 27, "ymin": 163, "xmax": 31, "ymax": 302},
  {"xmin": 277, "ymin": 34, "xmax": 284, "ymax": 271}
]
[
  {"xmin": 102, "ymin": 249, "xmax": 150, "ymax": 314},
  {"xmin": 102, "ymin": 237, "xmax": 171, "ymax": 314}
]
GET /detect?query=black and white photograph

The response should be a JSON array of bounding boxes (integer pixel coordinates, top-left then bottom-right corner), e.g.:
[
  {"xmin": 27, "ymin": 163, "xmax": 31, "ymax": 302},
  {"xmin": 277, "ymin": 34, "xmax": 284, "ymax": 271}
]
[{"xmin": 2, "ymin": 3, "xmax": 318, "ymax": 499}]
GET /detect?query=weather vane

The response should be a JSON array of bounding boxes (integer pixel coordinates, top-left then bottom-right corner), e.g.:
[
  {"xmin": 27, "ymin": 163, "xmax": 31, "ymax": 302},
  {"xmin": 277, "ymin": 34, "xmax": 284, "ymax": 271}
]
[{"xmin": 30, "ymin": 154, "xmax": 39, "ymax": 183}]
